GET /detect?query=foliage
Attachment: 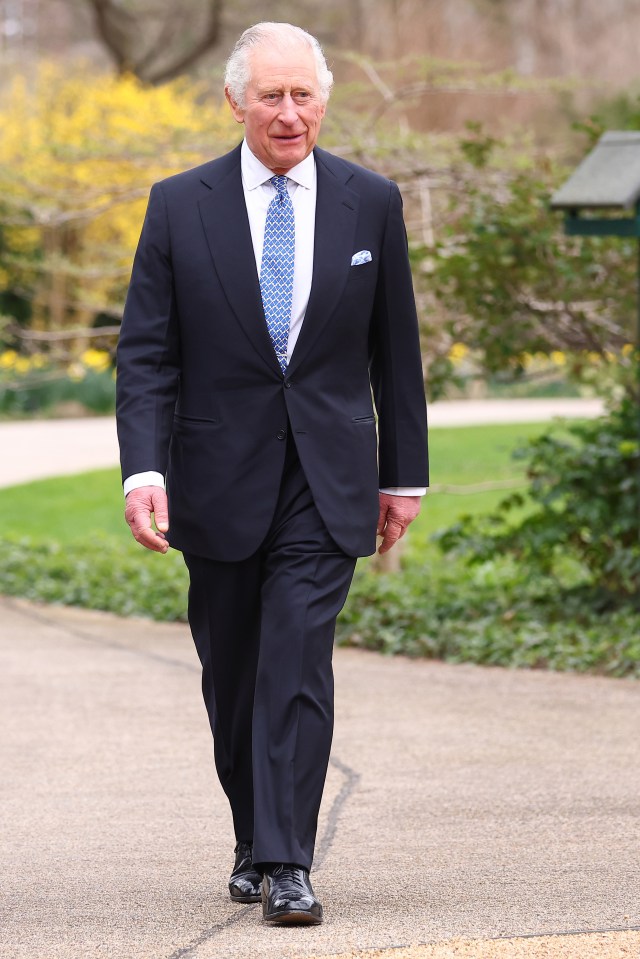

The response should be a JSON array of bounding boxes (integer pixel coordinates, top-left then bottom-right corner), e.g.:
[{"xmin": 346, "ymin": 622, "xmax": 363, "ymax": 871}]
[
  {"xmin": 0, "ymin": 63, "xmax": 237, "ymax": 356},
  {"xmin": 572, "ymin": 91, "xmax": 640, "ymax": 144},
  {"xmin": 437, "ymin": 397, "xmax": 640, "ymax": 602},
  {"xmin": 337, "ymin": 559, "xmax": 640, "ymax": 677},
  {"xmin": 0, "ymin": 348, "xmax": 115, "ymax": 415},
  {"xmin": 443, "ymin": 342, "xmax": 630, "ymax": 399},
  {"xmin": 0, "ymin": 535, "xmax": 189, "ymax": 620},
  {"xmin": 423, "ymin": 137, "xmax": 636, "ymax": 390},
  {"xmin": 1, "ymin": 533, "xmax": 638, "ymax": 676}
]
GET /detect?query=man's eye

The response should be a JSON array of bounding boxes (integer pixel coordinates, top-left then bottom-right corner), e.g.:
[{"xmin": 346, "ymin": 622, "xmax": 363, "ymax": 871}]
[{"xmin": 263, "ymin": 93, "xmax": 280, "ymax": 102}]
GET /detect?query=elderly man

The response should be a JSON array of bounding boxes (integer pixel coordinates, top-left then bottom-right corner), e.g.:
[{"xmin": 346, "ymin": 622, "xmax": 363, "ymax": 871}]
[{"xmin": 116, "ymin": 22, "xmax": 428, "ymax": 926}]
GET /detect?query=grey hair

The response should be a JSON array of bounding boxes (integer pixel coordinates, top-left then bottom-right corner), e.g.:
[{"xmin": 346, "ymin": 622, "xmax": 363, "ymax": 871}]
[{"xmin": 224, "ymin": 22, "xmax": 334, "ymax": 108}]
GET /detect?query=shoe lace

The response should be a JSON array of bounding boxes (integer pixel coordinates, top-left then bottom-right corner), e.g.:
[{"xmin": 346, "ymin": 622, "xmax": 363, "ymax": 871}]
[{"xmin": 272, "ymin": 864, "xmax": 308, "ymax": 893}]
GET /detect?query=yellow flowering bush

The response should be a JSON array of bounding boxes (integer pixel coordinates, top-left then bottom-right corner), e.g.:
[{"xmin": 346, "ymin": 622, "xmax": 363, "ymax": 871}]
[
  {"xmin": 0, "ymin": 63, "xmax": 237, "ymax": 340},
  {"xmin": 0, "ymin": 347, "xmax": 116, "ymax": 414}
]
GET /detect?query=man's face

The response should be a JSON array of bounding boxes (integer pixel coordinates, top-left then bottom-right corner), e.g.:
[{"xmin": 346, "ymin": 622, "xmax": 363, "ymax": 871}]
[{"xmin": 226, "ymin": 42, "xmax": 326, "ymax": 174}]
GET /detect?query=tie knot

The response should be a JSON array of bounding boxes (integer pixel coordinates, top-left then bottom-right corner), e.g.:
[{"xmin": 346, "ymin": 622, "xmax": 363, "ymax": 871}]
[{"xmin": 271, "ymin": 175, "xmax": 289, "ymax": 198}]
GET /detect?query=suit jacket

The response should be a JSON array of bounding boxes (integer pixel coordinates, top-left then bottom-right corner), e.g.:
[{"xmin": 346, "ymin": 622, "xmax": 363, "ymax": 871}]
[{"xmin": 116, "ymin": 143, "xmax": 428, "ymax": 561}]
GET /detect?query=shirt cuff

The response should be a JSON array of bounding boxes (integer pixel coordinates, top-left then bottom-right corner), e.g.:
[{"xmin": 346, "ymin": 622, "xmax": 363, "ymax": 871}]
[
  {"xmin": 379, "ymin": 487, "xmax": 428, "ymax": 497},
  {"xmin": 123, "ymin": 471, "xmax": 166, "ymax": 497}
]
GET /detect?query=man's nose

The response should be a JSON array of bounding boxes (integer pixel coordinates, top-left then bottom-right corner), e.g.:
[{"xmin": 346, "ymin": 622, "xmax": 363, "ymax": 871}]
[{"xmin": 278, "ymin": 94, "xmax": 299, "ymax": 124}]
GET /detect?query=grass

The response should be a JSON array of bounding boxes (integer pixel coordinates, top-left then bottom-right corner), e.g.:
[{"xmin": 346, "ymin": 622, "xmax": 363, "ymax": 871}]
[
  {"xmin": 0, "ymin": 468, "xmax": 126, "ymax": 543},
  {"xmin": 0, "ymin": 421, "xmax": 550, "ymax": 545}
]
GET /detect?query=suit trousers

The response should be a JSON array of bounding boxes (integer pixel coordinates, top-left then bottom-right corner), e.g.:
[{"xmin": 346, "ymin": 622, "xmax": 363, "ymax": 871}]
[{"xmin": 182, "ymin": 434, "xmax": 357, "ymax": 870}]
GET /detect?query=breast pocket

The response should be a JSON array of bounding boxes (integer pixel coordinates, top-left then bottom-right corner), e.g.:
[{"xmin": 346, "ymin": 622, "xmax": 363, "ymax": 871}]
[{"xmin": 347, "ymin": 260, "xmax": 376, "ymax": 283}]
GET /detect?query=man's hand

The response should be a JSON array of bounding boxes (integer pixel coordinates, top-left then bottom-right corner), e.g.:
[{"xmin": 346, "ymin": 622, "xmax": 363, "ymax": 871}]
[
  {"xmin": 125, "ymin": 486, "xmax": 170, "ymax": 554},
  {"xmin": 377, "ymin": 493, "xmax": 422, "ymax": 554}
]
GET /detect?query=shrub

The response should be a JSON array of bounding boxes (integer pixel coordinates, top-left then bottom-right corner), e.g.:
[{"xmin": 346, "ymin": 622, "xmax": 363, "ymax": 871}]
[
  {"xmin": 0, "ymin": 348, "xmax": 116, "ymax": 415},
  {"xmin": 436, "ymin": 396, "xmax": 640, "ymax": 603},
  {"xmin": 0, "ymin": 535, "xmax": 189, "ymax": 620},
  {"xmin": 337, "ymin": 558, "xmax": 640, "ymax": 676},
  {"xmin": 1, "ymin": 534, "xmax": 639, "ymax": 677},
  {"xmin": 0, "ymin": 64, "xmax": 237, "ymax": 348}
]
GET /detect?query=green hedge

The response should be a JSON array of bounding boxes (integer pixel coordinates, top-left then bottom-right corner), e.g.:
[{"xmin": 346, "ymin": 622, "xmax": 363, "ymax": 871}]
[
  {"xmin": 0, "ymin": 535, "xmax": 188, "ymax": 620},
  {"xmin": 1, "ymin": 535, "xmax": 638, "ymax": 677},
  {"xmin": 338, "ymin": 562, "xmax": 640, "ymax": 676}
]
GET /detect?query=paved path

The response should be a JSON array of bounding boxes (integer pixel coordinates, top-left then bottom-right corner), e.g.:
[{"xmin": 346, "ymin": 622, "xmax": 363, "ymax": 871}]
[
  {"xmin": 0, "ymin": 398, "xmax": 605, "ymax": 488},
  {"xmin": 2, "ymin": 597, "xmax": 638, "ymax": 959}
]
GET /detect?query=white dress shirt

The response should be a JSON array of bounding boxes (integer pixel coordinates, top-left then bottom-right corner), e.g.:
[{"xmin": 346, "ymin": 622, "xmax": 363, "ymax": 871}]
[
  {"xmin": 123, "ymin": 141, "xmax": 426, "ymax": 498},
  {"xmin": 242, "ymin": 139, "xmax": 315, "ymax": 362}
]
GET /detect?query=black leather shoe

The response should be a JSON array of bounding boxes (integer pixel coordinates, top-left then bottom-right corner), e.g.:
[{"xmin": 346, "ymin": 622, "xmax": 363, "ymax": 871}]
[
  {"xmin": 229, "ymin": 841, "xmax": 262, "ymax": 903},
  {"xmin": 262, "ymin": 864, "xmax": 323, "ymax": 925}
]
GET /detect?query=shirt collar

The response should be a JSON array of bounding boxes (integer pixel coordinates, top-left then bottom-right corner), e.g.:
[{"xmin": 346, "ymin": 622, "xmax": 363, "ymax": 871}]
[{"xmin": 241, "ymin": 139, "xmax": 315, "ymax": 191}]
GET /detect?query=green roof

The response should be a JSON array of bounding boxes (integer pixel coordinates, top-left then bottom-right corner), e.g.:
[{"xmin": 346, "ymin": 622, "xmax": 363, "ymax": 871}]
[{"xmin": 551, "ymin": 132, "xmax": 640, "ymax": 210}]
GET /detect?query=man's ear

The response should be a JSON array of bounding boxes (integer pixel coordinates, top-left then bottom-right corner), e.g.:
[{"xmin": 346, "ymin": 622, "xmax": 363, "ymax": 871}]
[{"xmin": 225, "ymin": 86, "xmax": 245, "ymax": 124}]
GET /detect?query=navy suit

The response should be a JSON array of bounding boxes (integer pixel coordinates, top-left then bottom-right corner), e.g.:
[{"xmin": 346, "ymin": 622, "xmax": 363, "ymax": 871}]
[{"xmin": 116, "ymin": 143, "xmax": 428, "ymax": 867}]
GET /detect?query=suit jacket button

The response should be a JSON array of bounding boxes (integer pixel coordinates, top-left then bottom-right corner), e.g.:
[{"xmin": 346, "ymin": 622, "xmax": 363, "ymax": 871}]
[
  {"xmin": 284, "ymin": 379, "xmax": 292, "ymax": 389},
  {"xmin": 276, "ymin": 429, "xmax": 287, "ymax": 440}
]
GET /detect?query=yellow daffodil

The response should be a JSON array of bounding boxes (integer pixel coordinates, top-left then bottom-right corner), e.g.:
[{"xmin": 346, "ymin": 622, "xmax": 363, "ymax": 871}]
[
  {"xmin": 448, "ymin": 343, "xmax": 469, "ymax": 363},
  {"xmin": 0, "ymin": 350, "xmax": 18, "ymax": 369},
  {"xmin": 80, "ymin": 348, "xmax": 111, "ymax": 372}
]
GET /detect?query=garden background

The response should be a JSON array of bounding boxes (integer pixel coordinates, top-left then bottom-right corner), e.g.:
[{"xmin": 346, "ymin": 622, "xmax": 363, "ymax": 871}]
[{"xmin": 0, "ymin": 0, "xmax": 638, "ymax": 675}]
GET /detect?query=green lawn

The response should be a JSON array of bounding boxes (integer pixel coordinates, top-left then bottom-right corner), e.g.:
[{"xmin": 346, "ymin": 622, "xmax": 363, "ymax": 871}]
[
  {"xmin": 0, "ymin": 423, "xmax": 545, "ymax": 545},
  {"xmin": 0, "ymin": 468, "xmax": 126, "ymax": 543},
  {"xmin": 0, "ymin": 421, "xmax": 551, "ymax": 545},
  {"xmin": 426, "ymin": 420, "xmax": 545, "ymax": 486}
]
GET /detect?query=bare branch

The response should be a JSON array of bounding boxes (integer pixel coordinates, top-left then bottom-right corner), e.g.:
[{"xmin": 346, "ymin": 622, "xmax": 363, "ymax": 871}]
[{"xmin": 12, "ymin": 325, "xmax": 122, "ymax": 341}]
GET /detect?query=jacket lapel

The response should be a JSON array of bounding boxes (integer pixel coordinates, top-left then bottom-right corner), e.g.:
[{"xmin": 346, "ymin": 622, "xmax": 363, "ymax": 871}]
[
  {"xmin": 198, "ymin": 145, "xmax": 359, "ymax": 378},
  {"xmin": 198, "ymin": 148, "xmax": 282, "ymax": 377},
  {"xmin": 287, "ymin": 149, "xmax": 359, "ymax": 375}
]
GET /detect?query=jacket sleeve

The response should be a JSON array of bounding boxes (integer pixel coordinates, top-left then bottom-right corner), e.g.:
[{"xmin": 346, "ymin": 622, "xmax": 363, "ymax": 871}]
[
  {"xmin": 116, "ymin": 183, "xmax": 181, "ymax": 483},
  {"xmin": 369, "ymin": 181, "xmax": 429, "ymax": 488}
]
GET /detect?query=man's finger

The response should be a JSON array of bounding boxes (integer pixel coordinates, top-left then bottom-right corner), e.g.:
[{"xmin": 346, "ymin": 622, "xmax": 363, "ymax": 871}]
[
  {"xmin": 151, "ymin": 489, "xmax": 169, "ymax": 532},
  {"xmin": 378, "ymin": 518, "xmax": 403, "ymax": 554},
  {"xmin": 377, "ymin": 500, "xmax": 390, "ymax": 536},
  {"xmin": 126, "ymin": 507, "xmax": 168, "ymax": 552},
  {"xmin": 129, "ymin": 512, "xmax": 168, "ymax": 552},
  {"xmin": 137, "ymin": 526, "xmax": 169, "ymax": 553}
]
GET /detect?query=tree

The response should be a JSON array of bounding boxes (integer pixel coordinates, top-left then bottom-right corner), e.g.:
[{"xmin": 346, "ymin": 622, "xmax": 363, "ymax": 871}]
[{"xmin": 84, "ymin": 0, "xmax": 223, "ymax": 84}]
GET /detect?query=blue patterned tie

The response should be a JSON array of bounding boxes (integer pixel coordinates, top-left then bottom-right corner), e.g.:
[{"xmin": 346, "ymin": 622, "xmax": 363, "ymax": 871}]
[{"xmin": 259, "ymin": 175, "xmax": 295, "ymax": 374}]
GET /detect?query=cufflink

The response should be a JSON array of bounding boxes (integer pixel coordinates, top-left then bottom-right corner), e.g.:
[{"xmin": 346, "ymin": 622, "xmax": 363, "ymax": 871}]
[{"xmin": 351, "ymin": 250, "xmax": 372, "ymax": 266}]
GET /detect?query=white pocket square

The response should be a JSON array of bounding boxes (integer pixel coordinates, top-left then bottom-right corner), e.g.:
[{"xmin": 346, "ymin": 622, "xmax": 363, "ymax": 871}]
[{"xmin": 351, "ymin": 250, "xmax": 372, "ymax": 266}]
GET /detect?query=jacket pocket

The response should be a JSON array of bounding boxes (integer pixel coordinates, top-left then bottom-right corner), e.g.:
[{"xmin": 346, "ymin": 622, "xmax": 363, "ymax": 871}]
[{"xmin": 173, "ymin": 412, "xmax": 221, "ymax": 426}]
